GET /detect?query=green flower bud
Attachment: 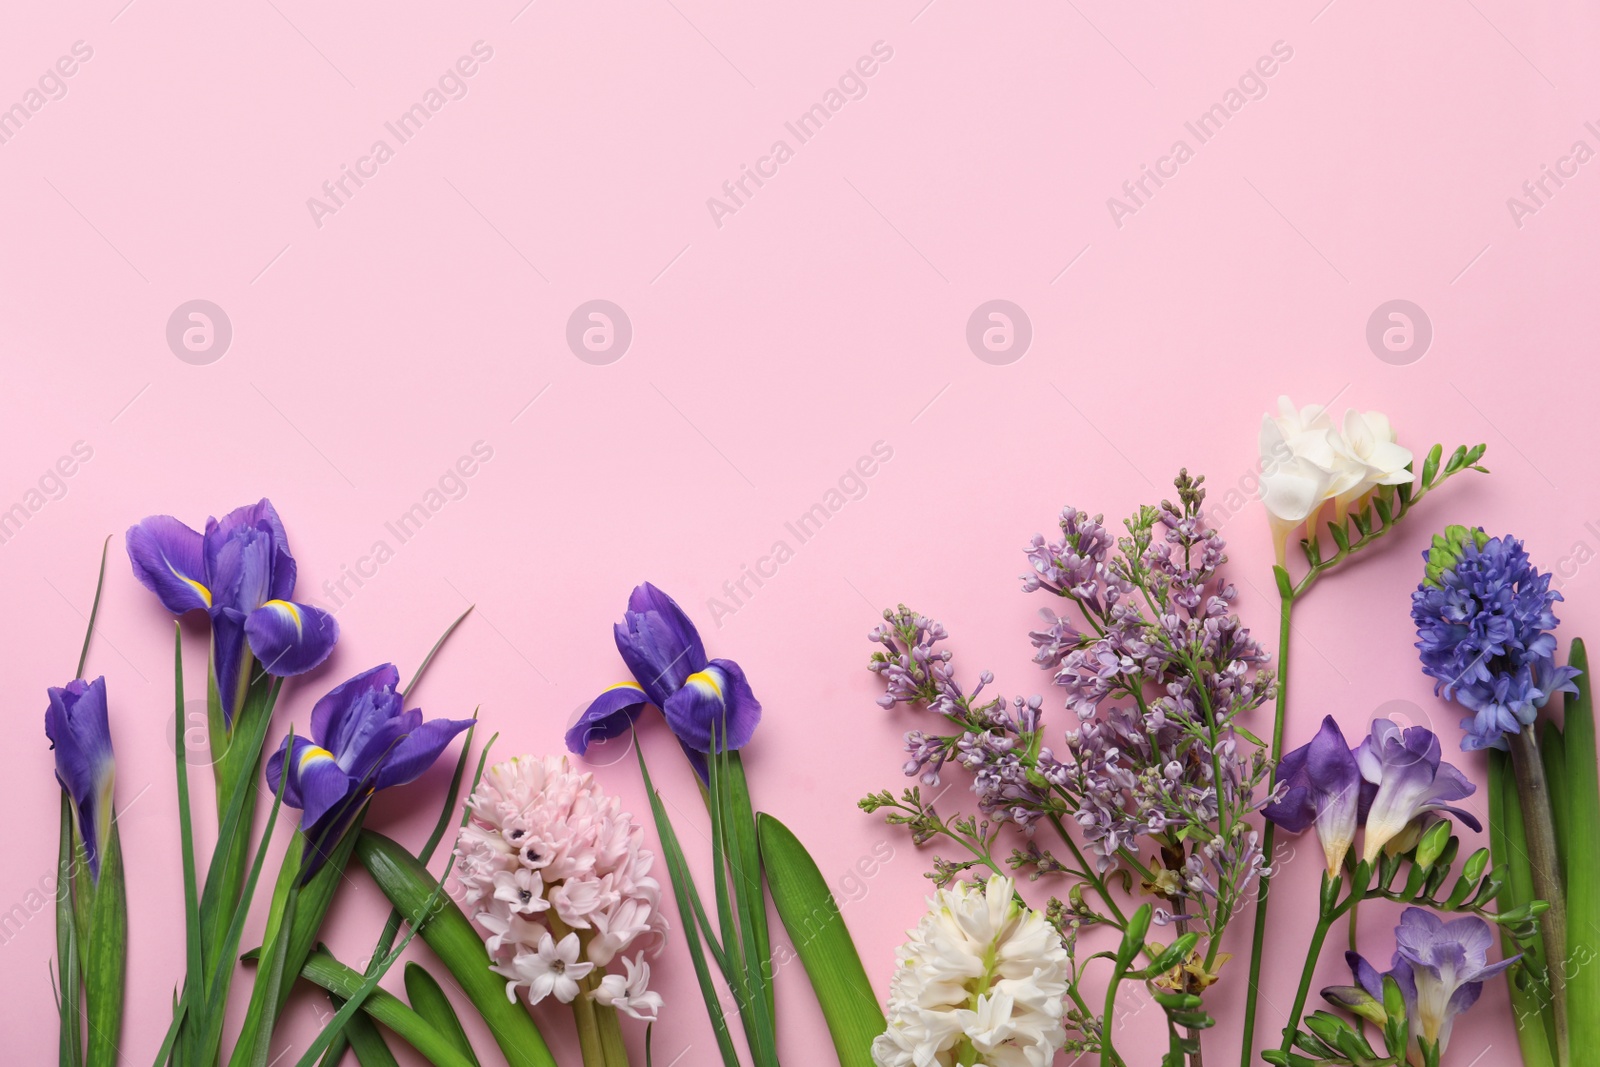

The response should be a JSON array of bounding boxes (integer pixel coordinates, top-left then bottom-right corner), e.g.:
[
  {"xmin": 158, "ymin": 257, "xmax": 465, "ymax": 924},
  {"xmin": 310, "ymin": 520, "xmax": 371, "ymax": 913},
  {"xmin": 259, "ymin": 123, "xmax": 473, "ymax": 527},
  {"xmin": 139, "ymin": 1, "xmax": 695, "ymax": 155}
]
[{"xmin": 1422, "ymin": 525, "xmax": 1489, "ymax": 588}]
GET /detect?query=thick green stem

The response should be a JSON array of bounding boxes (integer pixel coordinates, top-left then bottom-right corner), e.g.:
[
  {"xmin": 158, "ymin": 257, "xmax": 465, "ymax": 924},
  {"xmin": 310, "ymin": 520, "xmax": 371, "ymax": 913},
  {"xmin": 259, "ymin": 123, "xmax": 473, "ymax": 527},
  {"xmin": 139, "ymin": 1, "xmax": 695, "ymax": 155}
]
[
  {"xmin": 1240, "ymin": 587, "xmax": 1293, "ymax": 1067},
  {"xmin": 595, "ymin": 1003, "xmax": 628, "ymax": 1067},
  {"xmin": 571, "ymin": 988, "xmax": 608, "ymax": 1067},
  {"xmin": 1509, "ymin": 726, "xmax": 1570, "ymax": 1065}
]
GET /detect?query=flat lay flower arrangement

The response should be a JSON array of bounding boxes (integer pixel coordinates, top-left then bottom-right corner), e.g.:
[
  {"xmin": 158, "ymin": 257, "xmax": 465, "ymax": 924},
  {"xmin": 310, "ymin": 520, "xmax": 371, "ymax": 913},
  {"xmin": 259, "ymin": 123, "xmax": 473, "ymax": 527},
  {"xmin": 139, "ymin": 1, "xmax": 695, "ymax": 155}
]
[{"xmin": 41, "ymin": 397, "xmax": 1600, "ymax": 1067}]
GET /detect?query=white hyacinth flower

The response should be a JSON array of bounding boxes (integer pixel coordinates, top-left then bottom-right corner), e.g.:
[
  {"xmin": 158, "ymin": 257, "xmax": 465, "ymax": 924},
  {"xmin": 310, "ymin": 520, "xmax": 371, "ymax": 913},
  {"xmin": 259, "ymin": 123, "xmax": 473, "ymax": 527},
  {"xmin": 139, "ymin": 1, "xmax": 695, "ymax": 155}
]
[{"xmin": 873, "ymin": 875, "xmax": 1070, "ymax": 1067}]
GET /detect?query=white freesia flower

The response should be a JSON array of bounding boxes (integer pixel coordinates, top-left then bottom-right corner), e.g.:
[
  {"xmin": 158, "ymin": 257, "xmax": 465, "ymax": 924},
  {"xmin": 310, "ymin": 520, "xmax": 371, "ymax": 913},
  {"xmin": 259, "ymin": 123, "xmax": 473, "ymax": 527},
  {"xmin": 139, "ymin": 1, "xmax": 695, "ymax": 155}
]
[
  {"xmin": 872, "ymin": 875, "xmax": 1069, "ymax": 1067},
  {"xmin": 1258, "ymin": 396, "xmax": 1411, "ymax": 565},
  {"xmin": 1332, "ymin": 410, "xmax": 1412, "ymax": 515}
]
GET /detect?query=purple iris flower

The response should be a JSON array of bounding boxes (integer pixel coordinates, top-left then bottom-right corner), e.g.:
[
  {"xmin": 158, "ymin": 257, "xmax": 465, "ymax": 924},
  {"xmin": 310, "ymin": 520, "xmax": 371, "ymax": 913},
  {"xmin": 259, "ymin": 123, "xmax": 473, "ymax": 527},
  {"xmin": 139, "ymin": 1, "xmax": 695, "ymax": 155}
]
[
  {"xmin": 1411, "ymin": 527, "xmax": 1580, "ymax": 751},
  {"xmin": 1355, "ymin": 719, "xmax": 1480, "ymax": 863},
  {"xmin": 44, "ymin": 677, "xmax": 116, "ymax": 882},
  {"xmin": 265, "ymin": 664, "xmax": 472, "ymax": 877},
  {"xmin": 566, "ymin": 582, "xmax": 761, "ymax": 780},
  {"xmin": 127, "ymin": 499, "xmax": 339, "ymax": 724},
  {"xmin": 1262, "ymin": 715, "xmax": 1363, "ymax": 876}
]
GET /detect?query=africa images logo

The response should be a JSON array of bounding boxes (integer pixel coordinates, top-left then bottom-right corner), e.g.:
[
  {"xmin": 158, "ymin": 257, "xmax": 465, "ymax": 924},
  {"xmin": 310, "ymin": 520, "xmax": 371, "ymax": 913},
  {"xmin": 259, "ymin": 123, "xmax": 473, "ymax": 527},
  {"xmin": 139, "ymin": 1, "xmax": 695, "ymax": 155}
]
[{"xmin": 1105, "ymin": 40, "xmax": 1294, "ymax": 229}]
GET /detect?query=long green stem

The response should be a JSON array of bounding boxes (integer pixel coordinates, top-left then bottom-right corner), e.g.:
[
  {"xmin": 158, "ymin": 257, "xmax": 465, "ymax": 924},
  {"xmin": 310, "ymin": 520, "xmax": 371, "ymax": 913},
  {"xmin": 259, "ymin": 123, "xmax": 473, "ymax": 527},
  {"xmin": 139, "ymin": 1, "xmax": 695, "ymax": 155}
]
[
  {"xmin": 1240, "ymin": 587, "xmax": 1293, "ymax": 1066},
  {"xmin": 1276, "ymin": 898, "xmax": 1338, "ymax": 1058},
  {"xmin": 1509, "ymin": 727, "xmax": 1570, "ymax": 1066}
]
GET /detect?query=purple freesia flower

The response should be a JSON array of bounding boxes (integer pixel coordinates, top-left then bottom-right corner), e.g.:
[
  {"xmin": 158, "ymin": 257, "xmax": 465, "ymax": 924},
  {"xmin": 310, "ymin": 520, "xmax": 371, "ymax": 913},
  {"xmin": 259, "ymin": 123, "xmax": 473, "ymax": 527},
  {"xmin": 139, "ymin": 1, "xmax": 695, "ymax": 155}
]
[
  {"xmin": 1411, "ymin": 527, "xmax": 1580, "ymax": 751},
  {"xmin": 1262, "ymin": 716, "xmax": 1362, "ymax": 876},
  {"xmin": 127, "ymin": 499, "xmax": 339, "ymax": 724},
  {"xmin": 566, "ymin": 583, "xmax": 761, "ymax": 780},
  {"xmin": 265, "ymin": 664, "xmax": 472, "ymax": 878},
  {"xmin": 1325, "ymin": 911, "xmax": 1516, "ymax": 1054},
  {"xmin": 44, "ymin": 677, "xmax": 115, "ymax": 882},
  {"xmin": 1355, "ymin": 719, "xmax": 1480, "ymax": 863},
  {"xmin": 1393, "ymin": 908, "xmax": 1517, "ymax": 1052}
]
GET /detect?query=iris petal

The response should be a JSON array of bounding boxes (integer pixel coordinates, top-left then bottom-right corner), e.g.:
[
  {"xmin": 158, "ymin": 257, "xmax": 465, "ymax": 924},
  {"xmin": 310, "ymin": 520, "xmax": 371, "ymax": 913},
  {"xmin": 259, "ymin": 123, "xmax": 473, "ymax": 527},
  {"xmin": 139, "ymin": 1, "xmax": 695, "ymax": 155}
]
[
  {"xmin": 566, "ymin": 683, "xmax": 650, "ymax": 756},
  {"xmin": 614, "ymin": 583, "xmax": 707, "ymax": 704},
  {"xmin": 661, "ymin": 658, "xmax": 761, "ymax": 754},
  {"xmin": 44, "ymin": 677, "xmax": 115, "ymax": 881},
  {"xmin": 204, "ymin": 499, "xmax": 288, "ymax": 577},
  {"xmin": 265, "ymin": 736, "xmax": 304, "ymax": 808},
  {"xmin": 373, "ymin": 716, "xmax": 475, "ymax": 791},
  {"xmin": 206, "ymin": 520, "xmax": 276, "ymax": 616},
  {"xmin": 245, "ymin": 599, "xmax": 339, "ymax": 677},
  {"xmin": 310, "ymin": 664, "xmax": 401, "ymax": 754},
  {"xmin": 211, "ymin": 608, "xmax": 251, "ymax": 725},
  {"xmin": 126, "ymin": 516, "xmax": 211, "ymax": 614},
  {"xmin": 288, "ymin": 740, "xmax": 353, "ymax": 832}
]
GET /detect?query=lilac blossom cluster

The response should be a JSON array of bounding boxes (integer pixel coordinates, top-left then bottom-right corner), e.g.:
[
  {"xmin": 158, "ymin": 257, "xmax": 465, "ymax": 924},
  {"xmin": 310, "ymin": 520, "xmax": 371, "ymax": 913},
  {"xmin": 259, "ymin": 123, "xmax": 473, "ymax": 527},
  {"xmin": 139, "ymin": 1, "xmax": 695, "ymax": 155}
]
[
  {"xmin": 1027, "ymin": 475, "xmax": 1275, "ymax": 901},
  {"xmin": 867, "ymin": 473, "xmax": 1276, "ymax": 952}
]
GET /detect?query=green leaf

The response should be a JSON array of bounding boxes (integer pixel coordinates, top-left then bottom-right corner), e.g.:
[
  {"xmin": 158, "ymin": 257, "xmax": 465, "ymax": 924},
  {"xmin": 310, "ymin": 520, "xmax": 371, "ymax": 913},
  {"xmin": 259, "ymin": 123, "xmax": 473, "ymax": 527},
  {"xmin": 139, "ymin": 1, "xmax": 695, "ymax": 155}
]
[
  {"xmin": 291, "ymin": 856, "xmax": 450, "ymax": 1067},
  {"xmin": 245, "ymin": 886, "xmax": 300, "ymax": 1067},
  {"xmin": 726, "ymin": 752, "xmax": 774, "ymax": 1030},
  {"xmin": 1233, "ymin": 725, "xmax": 1267, "ymax": 750},
  {"xmin": 287, "ymin": 950, "xmax": 475, "ymax": 1067},
  {"xmin": 328, "ymin": 995, "xmax": 401, "ymax": 1067},
  {"xmin": 1540, "ymin": 720, "xmax": 1569, "ymax": 889},
  {"xmin": 1490, "ymin": 748, "xmax": 1559, "ymax": 1066},
  {"xmin": 635, "ymin": 742, "xmax": 740, "ymax": 1067},
  {"xmin": 197, "ymin": 677, "xmax": 281, "ymax": 957},
  {"xmin": 197, "ymin": 733, "xmax": 292, "ymax": 1065},
  {"xmin": 150, "ymin": 992, "xmax": 187, "ymax": 1067},
  {"xmin": 84, "ymin": 824, "xmax": 127, "ymax": 1067},
  {"xmin": 173, "ymin": 623, "xmax": 206, "ymax": 1066},
  {"xmin": 1564, "ymin": 639, "xmax": 1600, "ymax": 1061},
  {"xmin": 56, "ymin": 791, "xmax": 83, "ymax": 1067},
  {"xmin": 361, "ymin": 716, "xmax": 481, "ymax": 988},
  {"xmin": 710, "ymin": 743, "xmax": 776, "ymax": 1065},
  {"xmin": 354, "ymin": 831, "xmax": 557, "ymax": 1067},
  {"xmin": 229, "ymin": 825, "xmax": 361, "ymax": 1067},
  {"xmin": 404, "ymin": 964, "xmax": 479, "ymax": 1066},
  {"xmin": 401, "ymin": 605, "xmax": 474, "ymax": 703},
  {"xmin": 76, "ymin": 535, "xmax": 111, "ymax": 678},
  {"xmin": 758, "ymin": 813, "xmax": 885, "ymax": 1067}
]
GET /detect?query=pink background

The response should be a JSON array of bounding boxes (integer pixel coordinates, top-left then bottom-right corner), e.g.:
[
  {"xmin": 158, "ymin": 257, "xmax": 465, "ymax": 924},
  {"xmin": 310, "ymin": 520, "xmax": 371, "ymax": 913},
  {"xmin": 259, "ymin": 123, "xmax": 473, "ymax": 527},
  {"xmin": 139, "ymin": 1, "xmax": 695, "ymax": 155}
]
[{"xmin": 4, "ymin": 1, "xmax": 1599, "ymax": 1063}]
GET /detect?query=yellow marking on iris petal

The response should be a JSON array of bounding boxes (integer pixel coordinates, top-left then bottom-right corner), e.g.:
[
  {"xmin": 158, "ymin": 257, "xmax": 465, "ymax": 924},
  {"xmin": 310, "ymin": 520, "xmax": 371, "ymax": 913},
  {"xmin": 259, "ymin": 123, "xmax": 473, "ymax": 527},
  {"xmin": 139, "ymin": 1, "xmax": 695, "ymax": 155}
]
[
  {"xmin": 298, "ymin": 745, "xmax": 335, "ymax": 771},
  {"xmin": 264, "ymin": 599, "xmax": 303, "ymax": 635},
  {"xmin": 685, "ymin": 670, "xmax": 723, "ymax": 697},
  {"xmin": 172, "ymin": 568, "xmax": 212, "ymax": 608},
  {"xmin": 604, "ymin": 681, "xmax": 646, "ymax": 694}
]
